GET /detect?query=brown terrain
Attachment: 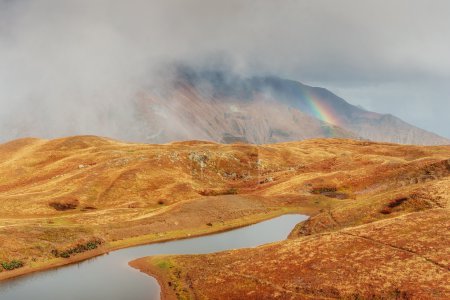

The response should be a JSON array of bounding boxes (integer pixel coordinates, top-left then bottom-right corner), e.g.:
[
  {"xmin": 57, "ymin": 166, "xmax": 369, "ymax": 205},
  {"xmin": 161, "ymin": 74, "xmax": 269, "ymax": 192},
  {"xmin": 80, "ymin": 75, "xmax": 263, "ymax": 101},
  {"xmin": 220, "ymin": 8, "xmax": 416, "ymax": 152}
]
[
  {"xmin": 0, "ymin": 135, "xmax": 449, "ymax": 299},
  {"xmin": 0, "ymin": 135, "xmax": 323, "ymax": 280}
]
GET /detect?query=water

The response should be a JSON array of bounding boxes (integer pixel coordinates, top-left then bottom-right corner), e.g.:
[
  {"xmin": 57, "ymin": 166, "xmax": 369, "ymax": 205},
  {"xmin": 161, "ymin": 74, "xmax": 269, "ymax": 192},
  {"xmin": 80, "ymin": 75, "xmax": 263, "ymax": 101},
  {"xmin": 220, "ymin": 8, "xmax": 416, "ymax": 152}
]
[{"xmin": 0, "ymin": 214, "xmax": 307, "ymax": 300}]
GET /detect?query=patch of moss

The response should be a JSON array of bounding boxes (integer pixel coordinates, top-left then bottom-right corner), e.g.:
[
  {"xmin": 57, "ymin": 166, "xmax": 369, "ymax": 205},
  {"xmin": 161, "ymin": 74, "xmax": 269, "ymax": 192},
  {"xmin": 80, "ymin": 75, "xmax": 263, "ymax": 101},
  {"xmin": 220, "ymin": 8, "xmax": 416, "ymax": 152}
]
[{"xmin": 156, "ymin": 259, "xmax": 174, "ymax": 270}]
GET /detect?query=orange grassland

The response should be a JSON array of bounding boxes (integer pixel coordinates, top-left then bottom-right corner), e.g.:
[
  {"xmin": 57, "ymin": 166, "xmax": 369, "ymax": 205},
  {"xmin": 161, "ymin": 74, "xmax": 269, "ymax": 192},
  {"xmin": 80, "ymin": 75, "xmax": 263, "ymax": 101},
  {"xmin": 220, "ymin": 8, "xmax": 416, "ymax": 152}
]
[{"xmin": 0, "ymin": 136, "xmax": 449, "ymax": 299}]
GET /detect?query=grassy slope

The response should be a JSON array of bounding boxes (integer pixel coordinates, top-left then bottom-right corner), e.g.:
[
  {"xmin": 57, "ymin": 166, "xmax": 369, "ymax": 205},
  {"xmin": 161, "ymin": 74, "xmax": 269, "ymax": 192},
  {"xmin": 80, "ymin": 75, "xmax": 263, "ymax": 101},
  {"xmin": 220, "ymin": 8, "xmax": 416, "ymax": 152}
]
[
  {"xmin": 133, "ymin": 208, "xmax": 449, "ymax": 299},
  {"xmin": 0, "ymin": 136, "xmax": 449, "ymax": 297},
  {"xmin": 0, "ymin": 135, "xmax": 325, "ymax": 279},
  {"xmin": 127, "ymin": 139, "xmax": 450, "ymax": 299}
]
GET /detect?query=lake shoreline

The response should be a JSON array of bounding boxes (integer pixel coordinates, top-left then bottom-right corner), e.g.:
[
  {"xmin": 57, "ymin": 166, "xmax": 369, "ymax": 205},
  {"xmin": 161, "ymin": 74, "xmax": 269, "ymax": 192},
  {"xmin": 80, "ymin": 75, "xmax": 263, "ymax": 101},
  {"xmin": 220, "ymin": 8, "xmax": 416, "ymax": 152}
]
[
  {"xmin": 0, "ymin": 208, "xmax": 312, "ymax": 282},
  {"xmin": 129, "ymin": 257, "xmax": 177, "ymax": 300}
]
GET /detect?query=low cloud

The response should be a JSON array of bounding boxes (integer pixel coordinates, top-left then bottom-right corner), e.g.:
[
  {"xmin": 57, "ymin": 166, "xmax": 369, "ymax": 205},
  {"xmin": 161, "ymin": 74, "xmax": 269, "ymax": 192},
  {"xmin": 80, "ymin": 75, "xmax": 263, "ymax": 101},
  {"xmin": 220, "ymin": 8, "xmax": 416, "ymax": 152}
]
[{"xmin": 0, "ymin": 0, "xmax": 449, "ymax": 141}]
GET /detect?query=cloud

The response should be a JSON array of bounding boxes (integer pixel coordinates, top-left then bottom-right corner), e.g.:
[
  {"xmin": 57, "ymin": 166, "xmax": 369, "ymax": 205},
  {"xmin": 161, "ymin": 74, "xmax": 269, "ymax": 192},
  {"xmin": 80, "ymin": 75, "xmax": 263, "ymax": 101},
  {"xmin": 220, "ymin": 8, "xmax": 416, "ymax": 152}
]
[{"xmin": 0, "ymin": 0, "xmax": 449, "ymax": 141}]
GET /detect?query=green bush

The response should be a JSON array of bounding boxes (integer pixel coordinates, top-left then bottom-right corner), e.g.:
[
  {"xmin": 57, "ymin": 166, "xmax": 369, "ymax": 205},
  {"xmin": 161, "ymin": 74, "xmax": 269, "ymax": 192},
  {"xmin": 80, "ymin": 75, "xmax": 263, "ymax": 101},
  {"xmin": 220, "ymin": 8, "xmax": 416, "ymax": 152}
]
[
  {"xmin": 1, "ymin": 260, "xmax": 24, "ymax": 271},
  {"xmin": 52, "ymin": 239, "xmax": 102, "ymax": 258},
  {"xmin": 86, "ymin": 241, "xmax": 98, "ymax": 250}
]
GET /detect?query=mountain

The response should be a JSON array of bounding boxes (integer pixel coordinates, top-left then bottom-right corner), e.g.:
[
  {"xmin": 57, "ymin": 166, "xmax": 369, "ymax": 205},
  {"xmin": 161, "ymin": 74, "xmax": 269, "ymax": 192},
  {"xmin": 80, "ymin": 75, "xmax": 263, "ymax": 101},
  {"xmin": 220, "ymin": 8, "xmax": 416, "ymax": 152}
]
[{"xmin": 135, "ymin": 66, "xmax": 449, "ymax": 145}]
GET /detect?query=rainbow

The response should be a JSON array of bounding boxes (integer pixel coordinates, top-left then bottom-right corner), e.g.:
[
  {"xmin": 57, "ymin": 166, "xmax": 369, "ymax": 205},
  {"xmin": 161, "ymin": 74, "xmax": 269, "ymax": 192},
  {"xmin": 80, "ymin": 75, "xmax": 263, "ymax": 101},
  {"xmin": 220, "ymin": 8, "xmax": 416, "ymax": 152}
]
[{"xmin": 301, "ymin": 89, "xmax": 342, "ymax": 126}]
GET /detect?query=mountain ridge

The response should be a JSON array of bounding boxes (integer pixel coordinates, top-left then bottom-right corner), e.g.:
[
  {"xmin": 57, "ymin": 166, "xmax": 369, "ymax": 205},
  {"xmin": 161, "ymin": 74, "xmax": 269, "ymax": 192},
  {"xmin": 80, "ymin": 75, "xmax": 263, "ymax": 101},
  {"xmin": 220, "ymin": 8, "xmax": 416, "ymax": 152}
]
[{"xmin": 137, "ymin": 67, "xmax": 449, "ymax": 145}]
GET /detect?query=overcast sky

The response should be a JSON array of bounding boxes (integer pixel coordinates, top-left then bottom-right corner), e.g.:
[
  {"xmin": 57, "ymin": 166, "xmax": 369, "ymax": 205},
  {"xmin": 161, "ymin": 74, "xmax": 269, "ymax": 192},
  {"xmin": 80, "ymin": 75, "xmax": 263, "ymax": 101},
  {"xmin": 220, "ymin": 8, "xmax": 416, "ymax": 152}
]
[{"xmin": 0, "ymin": 0, "xmax": 449, "ymax": 140}]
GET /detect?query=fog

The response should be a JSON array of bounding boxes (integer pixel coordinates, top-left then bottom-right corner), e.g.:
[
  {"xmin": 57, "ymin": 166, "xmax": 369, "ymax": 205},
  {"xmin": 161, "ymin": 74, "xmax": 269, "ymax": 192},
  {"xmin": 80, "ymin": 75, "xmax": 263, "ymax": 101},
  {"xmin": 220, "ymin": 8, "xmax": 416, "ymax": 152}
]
[{"xmin": 1, "ymin": 0, "xmax": 449, "ymax": 142}]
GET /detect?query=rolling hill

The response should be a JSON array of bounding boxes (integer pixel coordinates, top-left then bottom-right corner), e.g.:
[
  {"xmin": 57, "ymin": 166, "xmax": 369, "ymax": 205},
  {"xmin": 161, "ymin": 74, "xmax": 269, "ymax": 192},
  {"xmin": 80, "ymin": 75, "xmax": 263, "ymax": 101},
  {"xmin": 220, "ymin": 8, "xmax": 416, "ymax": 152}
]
[{"xmin": 0, "ymin": 135, "xmax": 449, "ymax": 299}]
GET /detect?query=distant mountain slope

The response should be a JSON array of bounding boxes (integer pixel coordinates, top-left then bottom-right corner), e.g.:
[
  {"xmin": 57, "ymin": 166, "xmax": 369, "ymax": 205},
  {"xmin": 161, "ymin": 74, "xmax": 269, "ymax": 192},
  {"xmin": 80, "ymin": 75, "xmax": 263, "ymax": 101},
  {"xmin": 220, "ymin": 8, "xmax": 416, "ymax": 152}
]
[
  {"xmin": 246, "ymin": 76, "xmax": 450, "ymax": 145},
  {"xmin": 137, "ymin": 66, "xmax": 449, "ymax": 145},
  {"xmin": 137, "ymin": 84, "xmax": 356, "ymax": 144}
]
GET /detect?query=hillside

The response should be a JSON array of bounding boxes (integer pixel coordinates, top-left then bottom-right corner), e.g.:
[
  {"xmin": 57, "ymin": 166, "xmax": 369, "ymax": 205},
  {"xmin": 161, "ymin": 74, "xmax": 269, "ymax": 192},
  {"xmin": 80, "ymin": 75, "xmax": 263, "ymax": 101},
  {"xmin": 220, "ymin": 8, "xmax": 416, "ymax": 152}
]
[
  {"xmin": 0, "ymin": 135, "xmax": 449, "ymax": 298},
  {"xmin": 132, "ymin": 139, "xmax": 450, "ymax": 298},
  {"xmin": 133, "ymin": 208, "xmax": 449, "ymax": 299},
  {"xmin": 135, "ymin": 67, "xmax": 450, "ymax": 145}
]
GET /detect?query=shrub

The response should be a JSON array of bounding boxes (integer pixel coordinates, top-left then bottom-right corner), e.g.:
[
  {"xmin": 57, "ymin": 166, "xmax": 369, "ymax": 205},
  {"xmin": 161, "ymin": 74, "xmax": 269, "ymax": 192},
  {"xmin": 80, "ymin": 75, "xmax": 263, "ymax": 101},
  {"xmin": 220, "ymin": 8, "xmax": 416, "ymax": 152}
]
[
  {"xmin": 52, "ymin": 239, "xmax": 103, "ymax": 258},
  {"xmin": 49, "ymin": 198, "xmax": 79, "ymax": 211},
  {"xmin": 225, "ymin": 188, "xmax": 238, "ymax": 195},
  {"xmin": 311, "ymin": 187, "xmax": 337, "ymax": 194},
  {"xmin": 380, "ymin": 197, "xmax": 409, "ymax": 215},
  {"xmin": 86, "ymin": 241, "xmax": 99, "ymax": 250},
  {"xmin": 198, "ymin": 188, "xmax": 238, "ymax": 196},
  {"xmin": 387, "ymin": 197, "xmax": 408, "ymax": 208},
  {"xmin": 380, "ymin": 208, "xmax": 391, "ymax": 215},
  {"xmin": 1, "ymin": 260, "xmax": 24, "ymax": 271}
]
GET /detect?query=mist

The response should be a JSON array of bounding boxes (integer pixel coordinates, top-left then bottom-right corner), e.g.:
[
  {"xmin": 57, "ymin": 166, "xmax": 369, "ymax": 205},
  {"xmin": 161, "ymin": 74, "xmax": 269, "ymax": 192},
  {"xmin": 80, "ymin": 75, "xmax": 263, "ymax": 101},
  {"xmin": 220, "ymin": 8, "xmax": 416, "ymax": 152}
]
[{"xmin": 1, "ymin": 0, "xmax": 450, "ymax": 142}]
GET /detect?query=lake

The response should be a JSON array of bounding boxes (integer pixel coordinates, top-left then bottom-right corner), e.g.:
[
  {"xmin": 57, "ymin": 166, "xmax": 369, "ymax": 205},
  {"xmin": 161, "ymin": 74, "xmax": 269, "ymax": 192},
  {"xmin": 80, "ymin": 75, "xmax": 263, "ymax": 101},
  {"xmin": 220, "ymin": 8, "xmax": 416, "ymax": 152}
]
[{"xmin": 0, "ymin": 214, "xmax": 307, "ymax": 300}]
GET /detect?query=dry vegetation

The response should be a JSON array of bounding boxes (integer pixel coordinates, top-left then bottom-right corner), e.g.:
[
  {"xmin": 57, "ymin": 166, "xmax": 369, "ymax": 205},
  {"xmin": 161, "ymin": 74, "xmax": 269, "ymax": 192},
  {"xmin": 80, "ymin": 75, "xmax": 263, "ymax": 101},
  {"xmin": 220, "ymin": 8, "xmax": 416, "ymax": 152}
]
[
  {"xmin": 133, "ymin": 208, "xmax": 449, "ymax": 299},
  {"xmin": 1, "ymin": 135, "xmax": 449, "ymax": 299},
  {"xmin": 0, "ymin": 135, "xmax": 322, "ymax": 279},
  {"xmin": 131, "ymin": 138, "xmax": 449, "ymax": 299}
]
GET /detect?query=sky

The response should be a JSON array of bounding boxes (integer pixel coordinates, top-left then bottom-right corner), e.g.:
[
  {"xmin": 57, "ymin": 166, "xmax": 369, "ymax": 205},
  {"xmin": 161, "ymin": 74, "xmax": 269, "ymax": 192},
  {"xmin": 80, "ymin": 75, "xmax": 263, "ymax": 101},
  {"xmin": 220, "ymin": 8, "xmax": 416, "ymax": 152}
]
[{"xmin": 0, "ymin": 0, "xmax": 449, "ymax": 141}]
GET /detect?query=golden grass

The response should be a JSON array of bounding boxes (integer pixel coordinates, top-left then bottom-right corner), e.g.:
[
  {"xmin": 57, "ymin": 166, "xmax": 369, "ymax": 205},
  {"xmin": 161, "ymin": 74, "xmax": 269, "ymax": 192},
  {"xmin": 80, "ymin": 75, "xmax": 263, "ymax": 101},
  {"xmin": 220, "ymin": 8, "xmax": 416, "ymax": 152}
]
[{"xmin": 0, "ymin": 135, "xmax": 449, "ymax": 293}]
